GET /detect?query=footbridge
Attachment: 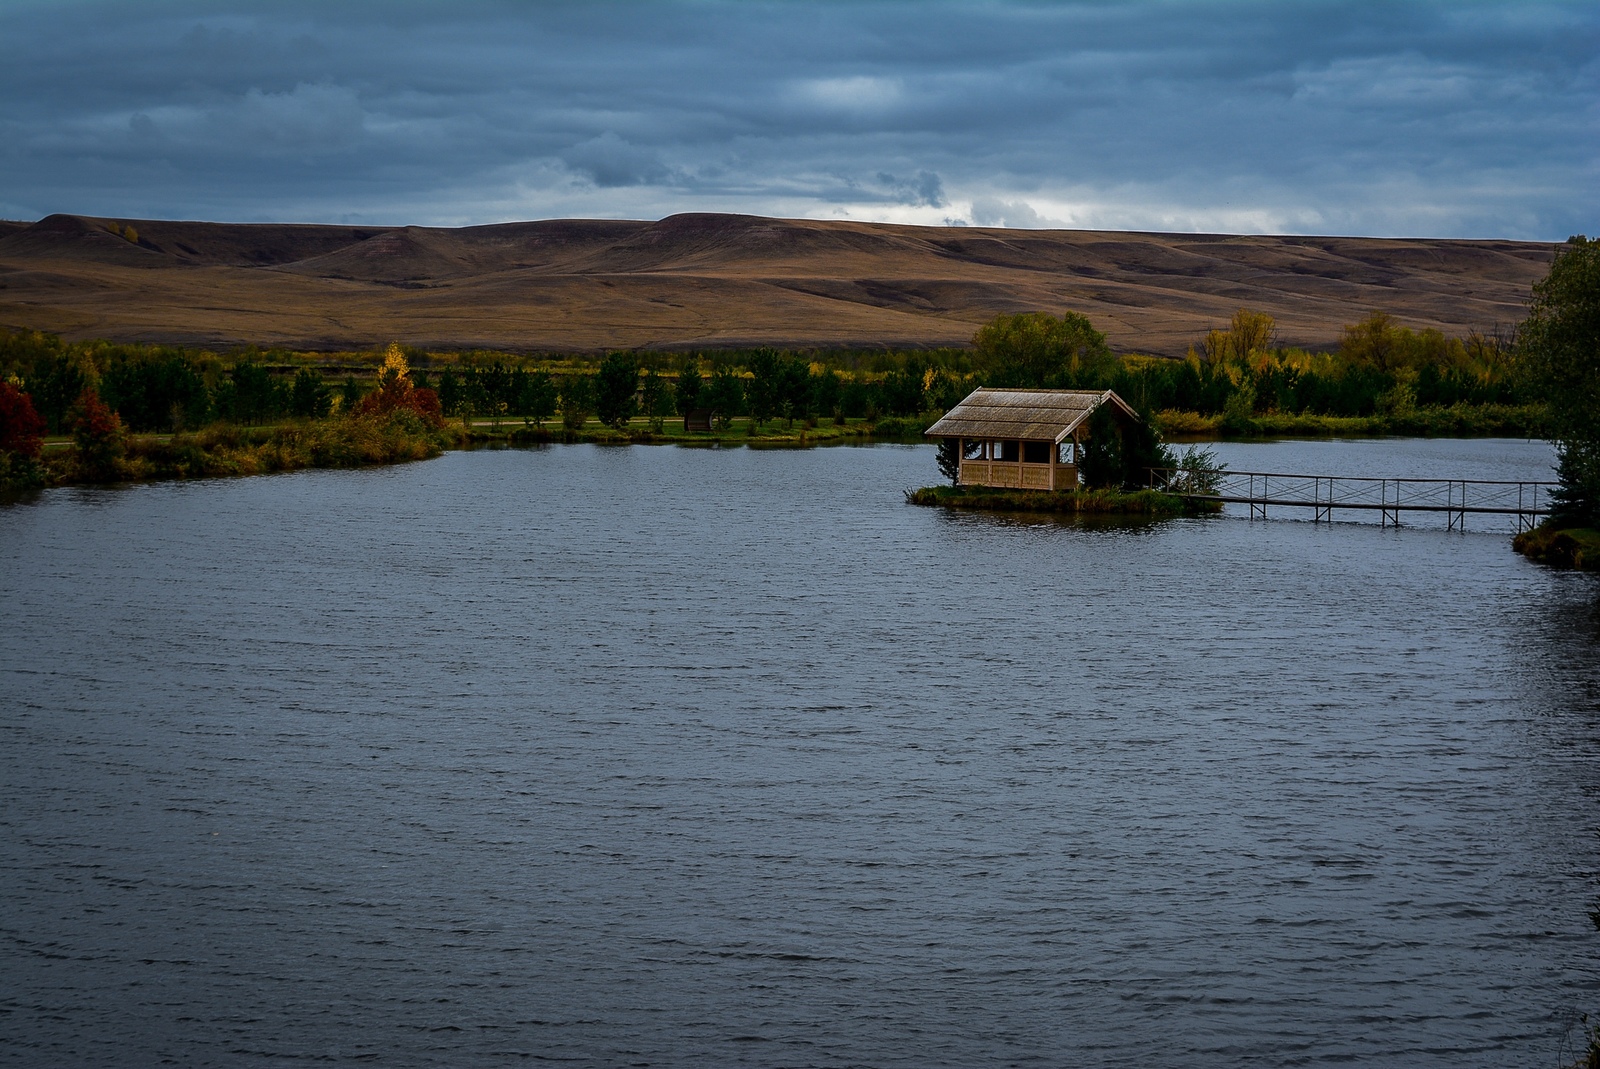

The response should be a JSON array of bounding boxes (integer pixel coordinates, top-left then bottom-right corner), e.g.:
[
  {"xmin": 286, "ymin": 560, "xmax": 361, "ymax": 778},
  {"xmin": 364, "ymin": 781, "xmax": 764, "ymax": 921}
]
[{"xmin": 1149, "ymin": 468, "xmax": 1555, "ymax": 531}]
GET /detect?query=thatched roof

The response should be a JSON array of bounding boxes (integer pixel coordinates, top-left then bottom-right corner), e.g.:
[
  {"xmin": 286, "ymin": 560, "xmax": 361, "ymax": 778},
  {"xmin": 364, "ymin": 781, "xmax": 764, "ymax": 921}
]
[{"xmin": 925, "ymin": 388, "xmax": 1139, "ymax": 443}]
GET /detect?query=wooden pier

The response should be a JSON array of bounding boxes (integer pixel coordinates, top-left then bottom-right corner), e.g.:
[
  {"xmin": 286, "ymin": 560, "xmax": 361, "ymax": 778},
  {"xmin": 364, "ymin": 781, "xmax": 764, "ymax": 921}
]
[{"xmin": 1148, "ymin": 468, "xmax": 1555, "ymax": 530}]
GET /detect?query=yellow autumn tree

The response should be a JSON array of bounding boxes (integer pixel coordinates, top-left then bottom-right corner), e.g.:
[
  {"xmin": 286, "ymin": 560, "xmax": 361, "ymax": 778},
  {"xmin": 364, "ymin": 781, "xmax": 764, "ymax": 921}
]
[
  {"xmin": 356, "ymin": 342, "xmax": 425, "ymax": 419},
  {"xmin": 1203, "ymin": 308, "xmax": 1277, "ymax": 365},
  {"xmin": 369, "ymin": 343, "xmax": 414, "ymax": 407}
]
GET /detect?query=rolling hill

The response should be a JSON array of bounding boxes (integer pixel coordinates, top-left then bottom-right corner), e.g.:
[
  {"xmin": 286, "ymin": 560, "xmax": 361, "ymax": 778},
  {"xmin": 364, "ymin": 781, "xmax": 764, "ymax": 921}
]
[{"xmin": 0, "ymin": 212, "xmax": 1554, "ymax": 355}]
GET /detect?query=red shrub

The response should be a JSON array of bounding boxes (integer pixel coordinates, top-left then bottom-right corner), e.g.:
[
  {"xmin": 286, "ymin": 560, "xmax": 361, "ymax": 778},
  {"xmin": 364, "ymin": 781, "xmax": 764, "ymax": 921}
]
[
  {"xmin": 408, "ymin": 387, "xmax": 444, "ymax": 427},
  {"xmin": 357, "ymin": 382, "xmax": 444, "ymax": 428},
  {"xmin": 71, "ymin": 388, "xmax": 125, "ymax": 477},
  {"xmin": 0, "ymin": 381, "xmax": 45, "ymax": 458}
]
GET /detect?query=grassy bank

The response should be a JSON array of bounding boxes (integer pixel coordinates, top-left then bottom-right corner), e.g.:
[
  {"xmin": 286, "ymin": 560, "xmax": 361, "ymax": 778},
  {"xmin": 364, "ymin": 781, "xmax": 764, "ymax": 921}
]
[
  {"xmin": 906, "ymin": 484, "xmax": 1219, "ymax": 517},
  {"xmin": 1512, "ymin": 525, "xmax": 1600, "ymax": 571},
  {"xmin": 1156, "ymin": 403, "xmax": 1546, "ymax": 439},
  {"xmin": 481, "ymin": 412, "xmax": 934, "ymax": 446},
  {"xmin": 4, "ymin": 411, "xmax": 463, "ymax": 494}
]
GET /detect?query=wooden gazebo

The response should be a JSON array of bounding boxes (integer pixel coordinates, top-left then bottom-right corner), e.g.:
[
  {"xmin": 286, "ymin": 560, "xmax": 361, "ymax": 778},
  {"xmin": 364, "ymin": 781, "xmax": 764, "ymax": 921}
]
[{"xmin": 925, "ymin": 387, "xmax": 1141, "ymax": 490}]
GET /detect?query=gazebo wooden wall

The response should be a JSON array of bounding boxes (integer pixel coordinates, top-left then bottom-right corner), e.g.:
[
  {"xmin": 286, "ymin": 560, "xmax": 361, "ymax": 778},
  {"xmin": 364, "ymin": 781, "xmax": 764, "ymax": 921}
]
[{"xmin": 957, "ymin": 439, "xmax": 1079, "ymax": 490}]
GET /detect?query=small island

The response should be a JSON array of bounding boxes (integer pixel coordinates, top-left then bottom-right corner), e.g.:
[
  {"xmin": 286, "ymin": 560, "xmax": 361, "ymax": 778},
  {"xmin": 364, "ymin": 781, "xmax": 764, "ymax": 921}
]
[
  {"xmin": 908, "ymin": 371, "xmax": 1222, "ymax": 520},
  {"xmin": 905, "ymin": 484, "xmax": 1217, "ymax": 517}
]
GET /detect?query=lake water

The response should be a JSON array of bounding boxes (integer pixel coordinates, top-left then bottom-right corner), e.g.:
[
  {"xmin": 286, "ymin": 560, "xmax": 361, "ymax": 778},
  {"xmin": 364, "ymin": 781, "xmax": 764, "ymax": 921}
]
[{"xmin": 4, "ymin": 438, "xmax": 1599, "ymax": 1067}]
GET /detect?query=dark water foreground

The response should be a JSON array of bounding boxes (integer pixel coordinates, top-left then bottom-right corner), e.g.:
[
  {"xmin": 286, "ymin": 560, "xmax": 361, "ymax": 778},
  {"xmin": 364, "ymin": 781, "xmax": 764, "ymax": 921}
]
[{"xmin": 3, "ymin": 441, "xmax": 1599, "ymax": 1068}]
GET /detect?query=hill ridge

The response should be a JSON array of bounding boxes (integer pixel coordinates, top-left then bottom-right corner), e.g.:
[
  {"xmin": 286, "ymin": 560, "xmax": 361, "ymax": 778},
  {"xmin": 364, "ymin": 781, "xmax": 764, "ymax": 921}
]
[{"xmin": 0, "ymin": 212, "xmax": 1553, "ymax": 354}]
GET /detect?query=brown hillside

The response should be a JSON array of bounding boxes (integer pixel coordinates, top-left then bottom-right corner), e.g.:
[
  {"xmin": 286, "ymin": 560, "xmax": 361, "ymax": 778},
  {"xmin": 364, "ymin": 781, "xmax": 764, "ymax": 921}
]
[{"xmin": 0, "ymin": 212, "xmax": 1553, "ymax": 354}]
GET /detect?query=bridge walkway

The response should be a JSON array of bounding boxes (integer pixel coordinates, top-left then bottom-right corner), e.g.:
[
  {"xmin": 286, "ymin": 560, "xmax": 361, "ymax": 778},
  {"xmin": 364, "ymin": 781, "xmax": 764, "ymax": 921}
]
[{"xmin": 1148, "ymin": 468, "xmax": 1554, "ymax": 531}]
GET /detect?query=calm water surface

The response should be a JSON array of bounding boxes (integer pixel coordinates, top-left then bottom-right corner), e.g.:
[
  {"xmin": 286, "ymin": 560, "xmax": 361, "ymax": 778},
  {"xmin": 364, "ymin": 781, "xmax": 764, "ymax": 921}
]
[{"xmin": 3, "ymin": 439, "xmax": 1599, "ymax": 1067}]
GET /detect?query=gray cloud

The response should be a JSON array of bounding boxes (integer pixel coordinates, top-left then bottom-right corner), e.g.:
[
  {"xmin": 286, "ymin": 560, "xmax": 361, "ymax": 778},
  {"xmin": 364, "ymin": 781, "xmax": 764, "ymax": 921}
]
[
  {"xmin": 562, "ymin": 133, "xmax": 674, "ymax": 188},
  {"xmin": 877, "ymin": 171, "xmax": 945, "ymax": 208},
  {"xmin": 970, "ymin": 198, "xmax": 1058, "ymax": 229},
  {"xmin": 0, "ymin": 1, "xmax": 1593, "ymax": 237}
]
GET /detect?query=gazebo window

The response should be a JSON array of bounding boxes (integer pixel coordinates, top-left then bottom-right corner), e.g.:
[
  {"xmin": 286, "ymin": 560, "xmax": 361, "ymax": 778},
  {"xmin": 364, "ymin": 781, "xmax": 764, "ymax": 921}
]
[
  {"xmin": 1058, "ymin": 441, "xmax": 1077, "ymax": 465},
  {"xmin": 993, "ymin": 440, "xmax": 1019, "ymax": 462},
  {"xmin": 1022, "ymin": 441, "xmax": 1049, "ymax": 464},
  {"xmin": 962, "ymin": 439, "xmax": 984, "ymax": 461}
]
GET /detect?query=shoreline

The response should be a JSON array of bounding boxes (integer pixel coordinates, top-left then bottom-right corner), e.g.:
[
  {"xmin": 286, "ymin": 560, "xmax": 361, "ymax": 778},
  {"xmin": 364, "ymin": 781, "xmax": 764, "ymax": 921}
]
[
  {"xmin": 905, "ymin": 484, "xmax": 1222, "ymax": 518},
  {"xmin": 1513, "ymin": 525, "xmax": 1600, "ymax": 571},
  {"xmin": 8, "ymin": 415, "xmax": 1555, "ymax": 498}
]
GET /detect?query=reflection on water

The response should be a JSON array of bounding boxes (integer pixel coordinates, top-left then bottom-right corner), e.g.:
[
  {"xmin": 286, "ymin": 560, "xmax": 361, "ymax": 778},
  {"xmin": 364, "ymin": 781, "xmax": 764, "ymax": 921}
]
[{"xmin": 2, "ymin": 440, "xmax": 1598, "ymax": 1068}]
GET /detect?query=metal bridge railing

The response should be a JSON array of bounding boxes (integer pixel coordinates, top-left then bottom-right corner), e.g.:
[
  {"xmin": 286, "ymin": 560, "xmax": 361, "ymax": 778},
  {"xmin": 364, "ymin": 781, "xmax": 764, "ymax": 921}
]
[{"xmin": 1148, "ymin": 468, "xmax": 1555, "ymax": 531}]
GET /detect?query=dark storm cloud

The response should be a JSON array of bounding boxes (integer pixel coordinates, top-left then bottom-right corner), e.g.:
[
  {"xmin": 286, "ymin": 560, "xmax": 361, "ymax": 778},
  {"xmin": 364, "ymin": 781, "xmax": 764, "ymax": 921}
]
[{"xmin": 0, "ymin": 0, "xmax": 1593, "ymax": 237}]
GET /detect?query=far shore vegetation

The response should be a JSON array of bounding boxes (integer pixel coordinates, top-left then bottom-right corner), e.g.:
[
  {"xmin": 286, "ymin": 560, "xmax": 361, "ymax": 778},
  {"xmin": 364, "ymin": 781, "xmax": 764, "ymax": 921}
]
[
  {"xmin": 0, "ymin": 345, "xmax": 463, "ymax": 493},
  {"xmin": 0, "ymin": 273, "xmax": 1579, "ymax": 502}
]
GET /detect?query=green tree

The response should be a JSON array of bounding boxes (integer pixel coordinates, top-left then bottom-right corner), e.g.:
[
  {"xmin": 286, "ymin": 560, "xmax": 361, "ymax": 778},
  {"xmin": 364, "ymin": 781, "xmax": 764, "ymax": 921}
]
[
  {"xmin": 746, "ymin": 349, "xmax": 781, "ymax": 425},
  {"xmin": 1078, "ymin": 407, "xmax": 1123, "ymax": 489},
  {"xmin": 460, "ymin": 366, "xmax": 487, "ymax": 418},
  {"xmin": 639, "ymin": 366, "xmax": 674, "ymax": 431},
  {"xmin": 936, "ymin": 439, "xmax": 960, "ymax": 485},
  {"xmin": 220, "ymin": 362, "xmax": 287, "ymax": 425},
  {"xmin": 594, "ymin": 352, "xmax": 640, "ymax": 429},
  {"xmin": 338, "ymin": 375, "xmax": 365, "ymax": 415},
  {"xmin": 0, "ymin": 327, "xmax": 66, "ymax": 383},
  {"xmin": 1520, "ymin": 236, "xmax": 1600, "ymax": 526},
  {"xmin": 675, "ymin": 355, "xmax": 703, "ymax": 415},
  {"xmin": 810, "ymin": 366, "xmax": 842, "ymax": 421},
  {"xmin": 521, "ymin": 369, "xmax": 557, "ymax": 427},
  {"xmin": 290, "ymin": 369, "xmax": 332, "ymax": 419},
  {"xmin": 703, "ymin": 362, "xmax": 744, "ymax": 430},
  {"xmin": 777, "ymin": 355, "xmax": 811, "ymax": 426},
  {"xmin": 1547, "ymin": 443, "xmax": 1600, "ymax": 528},
  {"xmin": 437, "ymin": 369, "xmax": 463, "ymax": 416},
  {"xmin": 480, "ymin": 362, "xmax": 513, "ymax": 423},
  {"xmin": 559, "ymin": 373, "xmax": 593, "ymax": 431},
  {"xmin": 879, "ymin": 360, "xmax": 925, "ymax": 416},
  {"xmin": 26, "ymin": 352, "xmax": 87, "ymax": 434},
  {"xmin": 100, "ymin": 351, "xmax": 211, "ymax": 432},
  {"xmin": 973, "ymin": 311, "xmax": 1113, "ymax": 388},
  {"xmin": 1077, "ymin": 405, "xmax": 1174, "ymax": 489},
  {"xmin": 1118, "ymin": 406, "xmax": 1175, "ymax": 488},
  {"xmin": 925, "ymin": 367, "xmax": 968, "ymax": 413}
]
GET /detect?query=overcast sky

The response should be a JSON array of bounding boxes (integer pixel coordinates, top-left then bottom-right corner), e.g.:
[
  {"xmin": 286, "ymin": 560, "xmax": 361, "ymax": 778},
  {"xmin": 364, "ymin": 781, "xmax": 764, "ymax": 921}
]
[{"xmin": 1, "ymin": 0, "xmax": 1594, "ymax": 238}]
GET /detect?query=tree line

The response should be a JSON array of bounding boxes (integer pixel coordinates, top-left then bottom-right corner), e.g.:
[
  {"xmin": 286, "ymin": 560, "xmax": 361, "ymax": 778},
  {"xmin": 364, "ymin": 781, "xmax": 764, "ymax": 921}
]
[
  {"xmin": 1517, "ymin": 236, "xmax": 1598, "ymax": 529},
  {"xmin": 968, "ymin": 307, "xmax": 1525, "ymax": 425},
  {"xmin": 0, "ymin": 334, "xmax": 974, "ymax": 436},
  {"xmin": 0, "ymin": 296, "xmax": 1564, "ymax": 447}
]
